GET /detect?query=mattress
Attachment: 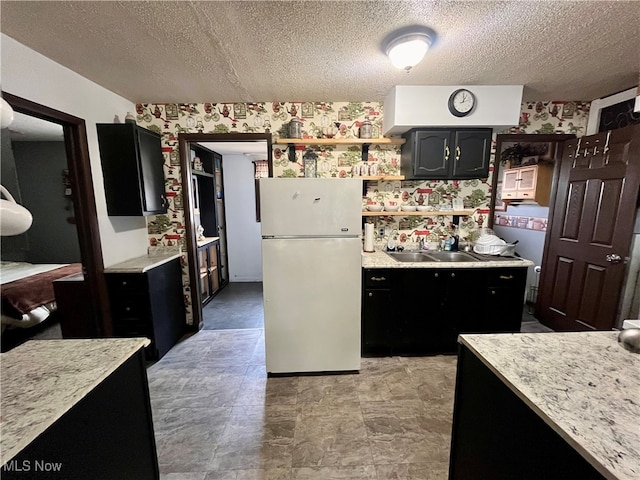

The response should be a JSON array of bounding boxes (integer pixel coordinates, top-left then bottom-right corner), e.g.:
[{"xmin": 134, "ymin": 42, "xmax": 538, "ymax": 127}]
[{"xmin": 1, "ymin": 261, "xmax": 81, "ymax": 329}]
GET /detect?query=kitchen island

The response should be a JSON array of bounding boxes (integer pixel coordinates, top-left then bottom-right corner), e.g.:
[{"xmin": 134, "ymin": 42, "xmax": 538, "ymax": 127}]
[
  {"xmin": 361, "ymin": 250, "xmax": 533, "ymax": 355},
  {"xmin": 1, "ymin": 338, "xmax": 159, "ymax": 479},
  {"xmin": 450, "ymin": 332, "xmax": 640, "ymax": 480}
]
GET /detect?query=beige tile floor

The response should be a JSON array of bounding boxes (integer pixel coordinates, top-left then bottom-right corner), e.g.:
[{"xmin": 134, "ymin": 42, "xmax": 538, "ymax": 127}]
[{"xmin": 147, "ymin": 329, "xmax": 458, "ymax": 480}]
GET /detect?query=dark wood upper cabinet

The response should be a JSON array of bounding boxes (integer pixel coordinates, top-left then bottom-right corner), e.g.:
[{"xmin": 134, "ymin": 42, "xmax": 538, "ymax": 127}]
[
  {"xmin": 97, "ymin": 123, "xmax": 167, "ymax": 216},
  {"xmin": 401, "ymin": 128, "xmax": 492, "ymax": 179}
]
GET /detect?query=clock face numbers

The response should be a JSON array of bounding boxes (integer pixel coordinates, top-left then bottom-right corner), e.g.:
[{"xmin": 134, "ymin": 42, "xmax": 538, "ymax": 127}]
[{"xmin": 449, "ymin": 89, "xmax": 476, "ymax": 117}]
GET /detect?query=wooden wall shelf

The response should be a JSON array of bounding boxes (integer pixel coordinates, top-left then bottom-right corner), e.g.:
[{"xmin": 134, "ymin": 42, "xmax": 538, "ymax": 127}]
[
  {"xmin": 275, "ymin": 137, "xmax": 406, "ymax": 146},
  {"xmin": 275, "ymin": 137, "xmax": 405, "ymax": 162},
  {"xmin": 361, "ymin": 175, "xmax": 405, "ymax": 181},
  {"xmin": 362, "ymin": 210, "xmax": 475, "ymax": 217}
]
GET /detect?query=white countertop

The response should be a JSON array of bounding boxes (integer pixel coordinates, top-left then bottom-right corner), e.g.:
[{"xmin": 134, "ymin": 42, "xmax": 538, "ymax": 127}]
[
  {"xmin": 362, "ymin": 249, "xmax": 533, "ymax": 268},
  {"xmin": 0, "ymin": 338, "xmax": 150, "ymax": 465},
  {"xmin": 459, "ymin": 332, "xmax": 640, "ymax": 480},
  {"xmin": 197, "ymin": 236, "xmax": 219, "ymax": 248},
  {"xmin": 104, "ymin": 252, "xmax": 181, "ymax": 273}
]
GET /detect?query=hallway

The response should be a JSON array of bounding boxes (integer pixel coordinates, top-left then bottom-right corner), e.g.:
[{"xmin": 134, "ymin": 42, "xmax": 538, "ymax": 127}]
[{"xmin": 203, "ymin": 282, "xmax": 264, "ymax": 330}]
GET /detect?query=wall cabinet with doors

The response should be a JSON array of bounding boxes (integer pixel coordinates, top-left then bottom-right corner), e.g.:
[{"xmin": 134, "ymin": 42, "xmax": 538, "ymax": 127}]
[
  {"xmin": 97, "ymin": 123, "xmax": 168, "ymax": 216},
  {"xmin": 490, "ymin": 134, "xmax": 574, "ymax": 224},
  {"xmin": 190, "ymin": 144, "xmax": 228, "ymax": 298},
  {"xmin": 501, "ymin": 163, "xmax": 554, "ymax": 205},
  {"xmin": 361, "ymin": 266, "xmax": 527, "ymax": 356},
  {"xmin": 401, "ymin": 129, "xmax": 492, "ymax": 180}
]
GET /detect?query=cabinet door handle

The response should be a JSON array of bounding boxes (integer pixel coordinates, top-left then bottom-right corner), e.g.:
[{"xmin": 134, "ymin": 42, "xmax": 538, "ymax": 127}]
[
  {"xmin": 491, "ymin": 290, "xmax": 496, "ymax": 295},
  {"xmin": 434, "ymin": 273, "xmax": 439, "ymax": 278},
  {"xmin": 370, "ymin": 276, "xmax": 386, "ymax": 281},
  {"xmin": 125, "ymin": 307, "xmax": 131, "ymax": 312},
  {"xmin": 455, "ymin": 146, "xmax": 461, "ymax": 161},
  {"xmin": 444, "ymin": 146, "xmax": 450, "ymax": 162},
  {"xmin": 368, "ymin": 292, "xmax": 373, "ymax": 297},
  {"xmin": 450, "ymin": 272, "xmax": 455, "ymax": 278},
  {"xmin": 499, "ymin": 275, "xmax": 514, "ymax": 280}
]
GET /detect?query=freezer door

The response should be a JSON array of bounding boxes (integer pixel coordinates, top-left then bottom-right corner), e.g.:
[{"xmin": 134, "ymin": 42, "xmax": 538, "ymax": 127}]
[
  {"xmin": 260, "ymin": 178, "xmax": 362, "ymax": 237},
  {"xmin": 262, "ymin": 237, "xmax": 362, "ymax": 373}
]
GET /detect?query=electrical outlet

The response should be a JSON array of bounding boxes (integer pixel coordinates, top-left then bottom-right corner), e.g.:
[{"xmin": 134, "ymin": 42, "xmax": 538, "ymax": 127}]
[{"xmin": 378, "ymin": 227, "xmax": 385, "ymax": 237}]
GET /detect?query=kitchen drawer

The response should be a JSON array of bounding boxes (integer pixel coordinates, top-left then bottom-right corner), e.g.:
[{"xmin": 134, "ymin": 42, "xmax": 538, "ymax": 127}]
[
  {"xmin": 109, "ymin": 294, "xmax": 149, "ymax": 319},
  {"xmin": 485, "ymin": 268, "xmax": 527, "ymax": 287},
  {"xmin": 363, "ymin": 269, "xmax": 392, "ymax": 288},
  {"xmin": 106, "ymin": 274, "xmax": 148, "ymax": 293}
]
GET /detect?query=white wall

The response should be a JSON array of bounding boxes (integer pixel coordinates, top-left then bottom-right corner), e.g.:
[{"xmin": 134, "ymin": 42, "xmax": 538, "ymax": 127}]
[
  {"xmin": 1, "ymin": 34, "xmax": 148, "ymax": 266},
  {"xmin": 222, "ymin": 154, "xmax": 263, "ymax": 282},
  {"xmin": 493, "ymin": 204, "xmax": 548, "ymax": 301}
]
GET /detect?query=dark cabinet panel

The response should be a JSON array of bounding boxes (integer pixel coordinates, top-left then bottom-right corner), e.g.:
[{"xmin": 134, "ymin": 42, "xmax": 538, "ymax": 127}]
[
  {"xmin": 482, "ymin": 268, "xmax": 527, "ymax": 333},
  {"xmin": 361, "ymin": 266, "xmax": 527, "ymax": 356},
  {"xmin": 97, "ymin": 123, "xmax": 167, "ymax": 216},
  {"xmin": 401, "ymin": 128, "xmax": 492, "ymax": 180},
  {"xmin": 53, "ymin": 272, "xmax": 101, "ymax": 338},
  {"xmin": 408, "ymin": 131, "xmax": 451, "ymax": 178},
  {"xmin": 452, "ymin": 130, "xmax": 492, "ymax": 178},
  {"xmin": 106, "ymin": 258, "xmax": 185, "ymax": 360},
  {"xmin": 362, "ymin": 269, "xmax": 392, "ymax": 356}
]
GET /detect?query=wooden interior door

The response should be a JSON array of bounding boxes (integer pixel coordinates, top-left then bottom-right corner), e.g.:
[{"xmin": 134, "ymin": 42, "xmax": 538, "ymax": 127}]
[{"xmin": 537, "ymin": 124, "xmax": 640, "ymax": 331}]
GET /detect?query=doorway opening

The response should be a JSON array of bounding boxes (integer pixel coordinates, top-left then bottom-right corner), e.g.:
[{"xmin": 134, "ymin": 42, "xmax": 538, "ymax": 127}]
[
  {"xmin": 178, "ymin": 133, "xmax": 272, "ymax": 331},
  {"xmin": 1, "ymin": 92, "xmax": 109, "ymax": 349}
]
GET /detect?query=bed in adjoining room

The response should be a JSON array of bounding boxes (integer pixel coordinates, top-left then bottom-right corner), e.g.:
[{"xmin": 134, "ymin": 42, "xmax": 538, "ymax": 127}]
[{"xmin": 0, "ymin": 261, "xmax": 82, "ymax": 349}]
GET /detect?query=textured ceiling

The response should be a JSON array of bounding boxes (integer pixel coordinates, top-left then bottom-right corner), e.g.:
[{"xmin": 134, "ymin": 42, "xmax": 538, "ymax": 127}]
[{"xmin": 1, "ymin": 1, "xmax": 638, "ymax": 104}]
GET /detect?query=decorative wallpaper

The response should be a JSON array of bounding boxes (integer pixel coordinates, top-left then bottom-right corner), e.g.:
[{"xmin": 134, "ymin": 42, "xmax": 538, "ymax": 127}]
[
  {"xmin": 133, "ymin": 99, "xmax": 590, "ymax": 324},
  {"xmin": 494, "ymin": 214, "xmax": 548, "ymax": 232}
]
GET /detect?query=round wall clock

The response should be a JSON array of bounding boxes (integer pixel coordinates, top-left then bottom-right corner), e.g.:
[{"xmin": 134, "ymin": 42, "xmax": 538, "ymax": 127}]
[{"xmin": 448, "ymin": 89, "xmax": 476, "ymax": 117}]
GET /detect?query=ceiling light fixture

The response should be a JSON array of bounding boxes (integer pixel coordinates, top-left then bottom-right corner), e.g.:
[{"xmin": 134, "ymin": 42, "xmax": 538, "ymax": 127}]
[{"xmin": 382, "ymin": 26, "xmax": 437, "ymax": 72}]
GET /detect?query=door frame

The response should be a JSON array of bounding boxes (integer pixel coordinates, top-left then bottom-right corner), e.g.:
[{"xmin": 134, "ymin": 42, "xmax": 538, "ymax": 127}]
[
  {"xmin": 178, "ymin": 133, "xmax": 273, "ymax": 331},
  {"xmin": 2, "ymin": 92, "xmax": 111, "ymax": 336}
]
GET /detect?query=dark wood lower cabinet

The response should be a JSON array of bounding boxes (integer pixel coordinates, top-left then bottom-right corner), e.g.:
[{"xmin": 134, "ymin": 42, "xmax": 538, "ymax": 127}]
[
  {"xmin": 3, "ymin": 348, "xmax": 159, "ymax": 480},
  {"xmin": 449, "ymin": 345, "xmax": 605, "ymax": 479},
  {"xmin": 106, "ymin": 258, "xmax": 185, "ymax": 360},
  {"xmin": 53, "ymin": 272, "xmax": 100, "ymax": 338},
  {"xmin": 362, "ymin": 269, "xmax": 392, "ymax": 356},
  {"xmin": 362, "ymin": 266, "xmax": 527, "ymax": 355}
]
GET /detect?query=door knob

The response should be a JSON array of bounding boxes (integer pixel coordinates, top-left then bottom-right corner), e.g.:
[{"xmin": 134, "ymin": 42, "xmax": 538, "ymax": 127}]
[{"xmin": 606, "ymin": 254, "xmax": 622, "ymax": 263}]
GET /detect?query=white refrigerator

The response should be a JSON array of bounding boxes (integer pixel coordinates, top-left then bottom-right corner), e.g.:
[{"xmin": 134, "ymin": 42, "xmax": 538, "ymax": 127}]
[{"xmin": 260, "ymin": 178, "xmax": 362, "ymax": 374}]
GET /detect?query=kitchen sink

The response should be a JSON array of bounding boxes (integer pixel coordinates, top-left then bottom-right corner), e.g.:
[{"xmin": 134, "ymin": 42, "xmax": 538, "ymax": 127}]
[
  {"xmin": 385, "ymin": 252, "xmax": 433, "ymax": 262},
  {"xmin": 422, "ymin": 251, "xmax": 479, "ymax": 262},
  {"xmin": 386, "ymin": 250, "xmax": 523, "ymax": 263}
]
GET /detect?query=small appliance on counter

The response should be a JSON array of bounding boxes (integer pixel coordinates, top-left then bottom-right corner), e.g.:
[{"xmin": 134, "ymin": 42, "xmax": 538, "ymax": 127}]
[{"xmin": 260, "ymin": 178, "xmax": 363, "ymax": 374}]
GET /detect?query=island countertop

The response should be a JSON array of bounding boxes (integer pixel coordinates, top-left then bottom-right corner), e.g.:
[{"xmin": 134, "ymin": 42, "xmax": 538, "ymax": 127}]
[
  {"xmin": 458, "ymin": 332, "xmax": 640, "ymax": 480},
  {"xmin": 362, "ymin": 249, "xmax": 533, "ymax": 268},
  {"xmin": 0, "ymin": 338, "xmax": 150, "ymax": 465}
]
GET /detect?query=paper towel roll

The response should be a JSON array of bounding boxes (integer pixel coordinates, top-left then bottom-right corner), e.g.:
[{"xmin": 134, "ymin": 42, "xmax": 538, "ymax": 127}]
[{"xmin": 364, "ymin": 223, "xmax": 375, "ymax": 252}]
